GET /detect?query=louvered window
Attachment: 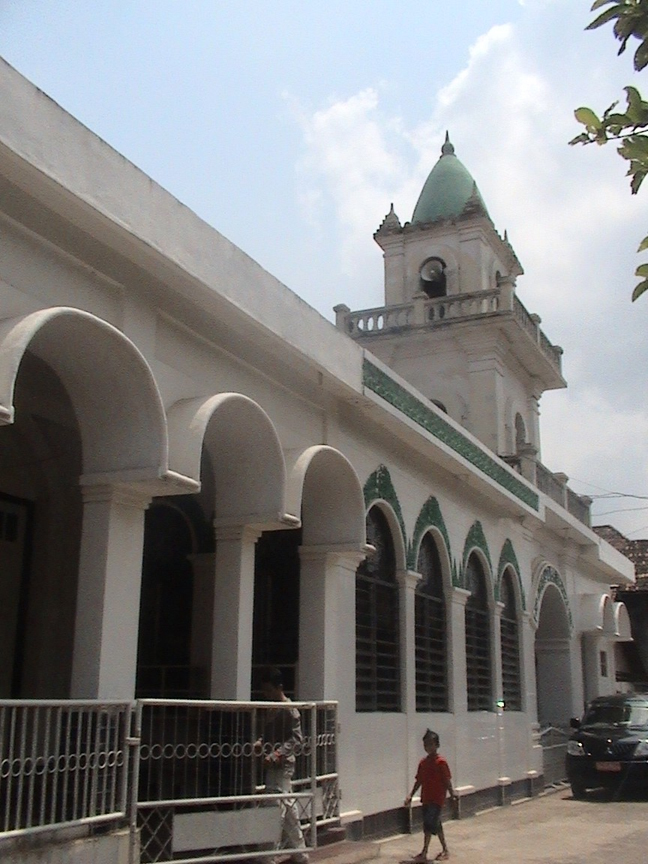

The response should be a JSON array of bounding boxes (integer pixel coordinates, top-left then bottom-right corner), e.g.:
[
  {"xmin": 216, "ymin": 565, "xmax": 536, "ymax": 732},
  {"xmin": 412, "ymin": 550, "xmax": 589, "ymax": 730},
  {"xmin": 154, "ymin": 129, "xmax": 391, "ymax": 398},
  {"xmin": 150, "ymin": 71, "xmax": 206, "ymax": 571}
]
[
  {"xmin": 465, "ymin": 553, "xmax": 492, "ymax": 711},
  {"xmin": 415, "ymin": 534, "xmax": 448, "ymax": 712},
  {"xmin": 356, "ymin": 507, "xmax": 400, "ymax": 711},
  {"xmin": 500, "ymin": 571, "xmax": 522, "ymax": 711}
]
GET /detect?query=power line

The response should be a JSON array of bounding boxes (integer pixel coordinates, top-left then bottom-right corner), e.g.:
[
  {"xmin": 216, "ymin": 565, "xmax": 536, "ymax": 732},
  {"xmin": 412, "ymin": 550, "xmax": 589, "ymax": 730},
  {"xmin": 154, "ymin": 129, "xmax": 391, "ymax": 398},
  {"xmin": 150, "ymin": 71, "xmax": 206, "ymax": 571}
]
[{"xmin": 595, "ymin": 505, "xmax": 648, "ymax": 517}]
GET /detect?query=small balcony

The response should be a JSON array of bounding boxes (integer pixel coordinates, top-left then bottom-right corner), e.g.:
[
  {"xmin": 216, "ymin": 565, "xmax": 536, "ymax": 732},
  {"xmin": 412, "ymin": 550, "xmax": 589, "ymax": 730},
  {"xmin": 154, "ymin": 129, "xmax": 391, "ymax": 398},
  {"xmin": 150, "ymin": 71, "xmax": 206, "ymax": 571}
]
[{"xmin": 335, "ymin": 283, "xmax": 565, "ymax": 389}]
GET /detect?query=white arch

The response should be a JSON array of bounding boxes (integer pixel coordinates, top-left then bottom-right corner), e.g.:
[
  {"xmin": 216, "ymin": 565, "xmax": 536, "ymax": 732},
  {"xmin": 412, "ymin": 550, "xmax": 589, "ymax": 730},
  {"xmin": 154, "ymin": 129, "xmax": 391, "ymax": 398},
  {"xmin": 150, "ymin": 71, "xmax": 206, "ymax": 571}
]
[
  {"xmin": 613, "ymin": 602, "xmax": 632, "ymax": 641},
  {"xmin": 578, "ymin": 593, "xmax": 616, "ymax": 634},
  {"xmin": 0, "ymin": 308, "xmax": 167, "ymax": 480},
  {"xmin": 288, "ymin": 445, "xmax": 365, "ymax": 547},
  {"xmin": 414, "ymin": 526, "xmax": 454, "ymax": 598},
  {"xmin": 167, "ymin": 393, "xmax": 286, "ymax": 526}
]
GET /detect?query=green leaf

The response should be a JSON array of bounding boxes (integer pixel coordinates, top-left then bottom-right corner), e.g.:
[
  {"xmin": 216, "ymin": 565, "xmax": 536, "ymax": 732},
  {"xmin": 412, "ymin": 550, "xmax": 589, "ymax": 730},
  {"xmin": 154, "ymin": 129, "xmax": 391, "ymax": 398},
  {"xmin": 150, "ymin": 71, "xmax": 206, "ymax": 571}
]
[
  {"xmin": 590, "ymin": 0, "xmax": 613, "ymax": 10},
  {"xmin": 625, "ymin": 86, "xmax": 645, "ymax": 122},
  {"xmin": 635, "ymin": 39, "xmax": 648, "ymax": 70},
  {"xmin": 634, "ymin": 263, "xmax": 648, "ymax": 278},
  {"xmin": 632, "ymin": 278, "xmax": 648, "ymax": 301},
  {"xmin": 630, "ymin": 169, "xmax": 647, "ymax": 194},
  {"xmin": 568, "ymin": 132, "xmax": 591, "ymax": 146},
  {"xmin": 637, "ymin": 235, "xmax": 648, "ymax": 253},
  {"xmin": 586, "ymin": 5, "xmax": 625, "ymax": 31},
  {"xmin": 574, "ymin": 106, "xmax": 601, "ymax": 128},
  {"xmin": 604, "ymin": 112, "xmax": 633, "ymax": 126}
]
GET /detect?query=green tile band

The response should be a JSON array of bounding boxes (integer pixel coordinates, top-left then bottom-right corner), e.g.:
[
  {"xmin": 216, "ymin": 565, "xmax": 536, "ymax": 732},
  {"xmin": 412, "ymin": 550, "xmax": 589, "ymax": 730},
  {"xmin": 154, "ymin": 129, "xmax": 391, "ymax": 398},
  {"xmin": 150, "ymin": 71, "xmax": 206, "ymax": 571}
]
[{"xmin": 363, "ymin": 358, "xmax": 539, "ymax": 511}]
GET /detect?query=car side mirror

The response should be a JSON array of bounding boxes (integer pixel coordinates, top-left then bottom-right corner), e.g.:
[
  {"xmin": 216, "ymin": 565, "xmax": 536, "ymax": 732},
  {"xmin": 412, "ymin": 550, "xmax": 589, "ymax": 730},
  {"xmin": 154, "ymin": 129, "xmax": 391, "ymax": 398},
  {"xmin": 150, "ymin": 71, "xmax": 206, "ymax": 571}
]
[{"xmin": 569, "ymin": 717, "xmax": 581, "ymax": 729}]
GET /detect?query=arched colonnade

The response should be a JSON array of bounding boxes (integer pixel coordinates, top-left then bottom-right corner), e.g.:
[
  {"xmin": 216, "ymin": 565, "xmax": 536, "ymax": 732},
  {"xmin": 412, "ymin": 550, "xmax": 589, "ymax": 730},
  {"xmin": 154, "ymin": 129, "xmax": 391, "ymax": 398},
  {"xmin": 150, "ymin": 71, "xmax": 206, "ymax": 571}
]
[{"xmin": 0, "ymin": 308, "xmax": 366, "ymax": 701}]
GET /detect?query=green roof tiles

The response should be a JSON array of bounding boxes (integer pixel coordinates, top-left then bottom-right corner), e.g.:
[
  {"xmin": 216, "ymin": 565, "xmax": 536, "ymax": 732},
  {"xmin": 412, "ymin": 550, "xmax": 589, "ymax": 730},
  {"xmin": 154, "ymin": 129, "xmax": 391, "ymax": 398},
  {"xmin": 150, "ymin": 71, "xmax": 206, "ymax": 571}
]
[{"xmin": 411, "ymin": 133, "xmax": 488, "ymax": 224}]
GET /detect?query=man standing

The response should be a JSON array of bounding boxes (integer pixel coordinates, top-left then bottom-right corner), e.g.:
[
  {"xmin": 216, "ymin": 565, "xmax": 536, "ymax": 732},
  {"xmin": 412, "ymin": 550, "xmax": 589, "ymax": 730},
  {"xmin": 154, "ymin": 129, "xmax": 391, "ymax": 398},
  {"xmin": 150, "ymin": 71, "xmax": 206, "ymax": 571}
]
[{"xmin": 258, "ymin": 667, "xmax": 308, "ymax": 864}]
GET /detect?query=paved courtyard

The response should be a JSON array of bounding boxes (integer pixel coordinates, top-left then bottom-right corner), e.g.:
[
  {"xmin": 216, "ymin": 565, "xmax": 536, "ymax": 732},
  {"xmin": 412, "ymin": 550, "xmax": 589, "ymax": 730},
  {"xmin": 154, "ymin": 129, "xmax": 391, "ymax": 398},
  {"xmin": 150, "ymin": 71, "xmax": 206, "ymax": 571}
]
[{"xmin": 369, "ymin": 787, "xmax": 648, "ymax": 864}]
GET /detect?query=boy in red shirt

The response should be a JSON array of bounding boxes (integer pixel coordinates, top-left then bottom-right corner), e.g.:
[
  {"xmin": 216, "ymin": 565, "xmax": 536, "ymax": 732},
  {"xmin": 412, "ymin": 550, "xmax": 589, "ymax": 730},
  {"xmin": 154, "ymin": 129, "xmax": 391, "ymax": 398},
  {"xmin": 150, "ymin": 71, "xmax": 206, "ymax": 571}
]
[{"xmin": 404, "ymin": 729, "xmax": 457, "ymax": 861}]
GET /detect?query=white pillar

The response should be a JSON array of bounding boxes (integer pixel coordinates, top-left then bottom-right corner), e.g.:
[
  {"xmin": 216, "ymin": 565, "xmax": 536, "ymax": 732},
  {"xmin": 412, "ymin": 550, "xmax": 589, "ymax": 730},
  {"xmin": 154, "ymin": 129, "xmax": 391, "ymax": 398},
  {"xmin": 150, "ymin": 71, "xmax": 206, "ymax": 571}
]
[
  {"xmin": 298, "ymin": 544, "xmax": 364, "ymax": 818},
  {"xmin": 450, "ymin": 587, "xmax": 470, "ymax": 713},
  {"xmin": 210, "ymin": 524, "xmax": 260, "ymax": 699},
  {"xmin": 521, "ymin": 611, "xmax": 536, "ymax": 718},
  {"xmin": 297, "ymin": 546, "xmax": 364, "ymax": 701},
  {"xmin": 71, "ymin": 484, "xmax": 150, "ymax": 700},
  {"xmin": 398, "ymin": 569, "xmax": 423, "ymax": 801},
  {"xmin": 398, "ymin": 570, "xmax": 422, "ymax": 716},
  {"xmin": 493, "ymin": 601, "xmax": 504, "ymax": 709}
]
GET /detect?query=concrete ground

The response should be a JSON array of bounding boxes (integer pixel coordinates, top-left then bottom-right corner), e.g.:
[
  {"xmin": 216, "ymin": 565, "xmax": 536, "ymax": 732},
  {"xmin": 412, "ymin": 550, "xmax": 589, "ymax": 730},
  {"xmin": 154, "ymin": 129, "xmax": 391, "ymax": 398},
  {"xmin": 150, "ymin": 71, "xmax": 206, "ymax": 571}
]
[{"xmin": 315, "ymin": 786, "xmax": 648, "ymax": 864}]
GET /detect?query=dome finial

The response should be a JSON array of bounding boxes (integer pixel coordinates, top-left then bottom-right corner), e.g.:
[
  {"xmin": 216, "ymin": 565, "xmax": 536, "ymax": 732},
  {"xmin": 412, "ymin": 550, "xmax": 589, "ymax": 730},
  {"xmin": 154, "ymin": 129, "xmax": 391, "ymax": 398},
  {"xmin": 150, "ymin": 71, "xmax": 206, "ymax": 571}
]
[{"xmin": 441, "ymin": 131, "xmax": 455, "ymax": 157}]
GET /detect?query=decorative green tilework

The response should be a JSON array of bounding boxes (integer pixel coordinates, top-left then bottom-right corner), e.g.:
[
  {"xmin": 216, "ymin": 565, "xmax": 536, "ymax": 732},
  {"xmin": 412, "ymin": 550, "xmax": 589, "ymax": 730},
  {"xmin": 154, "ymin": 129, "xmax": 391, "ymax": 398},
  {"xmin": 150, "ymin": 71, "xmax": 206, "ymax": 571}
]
[
  {"xmin": 363, "ymin": 465, "xmax": 407, "ymax": 553},
  {"xmin": 533, "ymin": 565, "xmax": 573, "ymax": 632},
  {"xmin": 461, "ymin": 520, "xmax": 492, "ymax": 589},
  {"xmin": 496, "ymin": 539, "xmax": 526, "ymax": 610},
  {"xmin": 408, "ymin": 496, "xmax": 453, "ymax": 575},
  {"xmin": 362, "ymin": 359, "xmax": 539, "ymax": 512}
]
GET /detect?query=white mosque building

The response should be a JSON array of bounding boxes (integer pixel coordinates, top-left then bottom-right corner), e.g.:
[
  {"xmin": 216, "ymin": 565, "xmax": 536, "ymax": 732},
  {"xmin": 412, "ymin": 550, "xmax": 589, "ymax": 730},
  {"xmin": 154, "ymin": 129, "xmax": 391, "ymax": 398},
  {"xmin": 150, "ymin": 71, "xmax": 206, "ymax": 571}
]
[{"xmin": 0, "ymin": 57, "xmax": 634, "ymax": 860}]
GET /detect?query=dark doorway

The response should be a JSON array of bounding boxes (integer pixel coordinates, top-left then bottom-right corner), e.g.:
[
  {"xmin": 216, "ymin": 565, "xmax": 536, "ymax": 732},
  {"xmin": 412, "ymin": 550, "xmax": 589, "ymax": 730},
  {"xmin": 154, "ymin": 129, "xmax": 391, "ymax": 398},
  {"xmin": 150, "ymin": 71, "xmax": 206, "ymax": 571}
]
[
  {"xmin": 252, "ymin": 528, "xmax": 301, "ymax": 697},
  {"xmin": 137, "ymin": 501, "xmax": 197, "ymax": 697},
  {"xmin": 0, "ymin": 493, "xmax": 33, "ymax": 697}
]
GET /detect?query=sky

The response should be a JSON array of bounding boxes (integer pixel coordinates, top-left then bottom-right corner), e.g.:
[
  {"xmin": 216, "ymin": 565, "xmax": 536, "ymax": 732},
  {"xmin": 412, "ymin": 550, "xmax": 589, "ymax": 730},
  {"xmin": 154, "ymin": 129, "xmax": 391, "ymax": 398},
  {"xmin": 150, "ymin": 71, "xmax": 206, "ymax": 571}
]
[{"xmin": 2, "ymin": 0, "xmax": 648, "ymax": 537}]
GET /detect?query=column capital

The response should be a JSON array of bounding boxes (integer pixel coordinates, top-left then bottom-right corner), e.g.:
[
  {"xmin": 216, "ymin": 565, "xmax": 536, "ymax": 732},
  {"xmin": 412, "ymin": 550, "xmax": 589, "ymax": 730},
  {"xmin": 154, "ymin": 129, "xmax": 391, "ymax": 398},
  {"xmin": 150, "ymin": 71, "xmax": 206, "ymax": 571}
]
[
  {"xmin": 397, "ymin": 569, "xmax": 423, "ymax": 591},
  {"xmin": 79, "ymin": 482, "xmax": 151, "ymax": 510},
  {"xmin": 299, "ymin": 543, "xmax": 367, "ymax": 571},
  {"xmin": 451, "ymin": 586, "xmax": 471, "ymax": 606},
  {"xmin": 213, "ymin": 523, "xmax": 262, "ymax": 544}
]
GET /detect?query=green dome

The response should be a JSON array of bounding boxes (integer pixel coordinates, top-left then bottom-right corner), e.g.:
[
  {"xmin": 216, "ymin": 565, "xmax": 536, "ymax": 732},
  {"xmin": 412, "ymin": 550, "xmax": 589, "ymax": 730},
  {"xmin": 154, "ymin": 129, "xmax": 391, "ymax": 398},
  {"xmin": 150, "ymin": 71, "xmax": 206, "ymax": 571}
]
[{"xmin": 411, "ymin": 134, "xmax": 488, "ymax": 224}]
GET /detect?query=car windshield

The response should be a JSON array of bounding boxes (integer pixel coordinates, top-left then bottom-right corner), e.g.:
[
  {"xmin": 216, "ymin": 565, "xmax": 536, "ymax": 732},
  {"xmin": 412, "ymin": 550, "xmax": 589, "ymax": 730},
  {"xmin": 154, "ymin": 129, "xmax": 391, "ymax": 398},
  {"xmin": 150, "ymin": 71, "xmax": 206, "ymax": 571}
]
[{"xmin": 582, "ymin": 702, "xmax": 648, "ymax": 727}]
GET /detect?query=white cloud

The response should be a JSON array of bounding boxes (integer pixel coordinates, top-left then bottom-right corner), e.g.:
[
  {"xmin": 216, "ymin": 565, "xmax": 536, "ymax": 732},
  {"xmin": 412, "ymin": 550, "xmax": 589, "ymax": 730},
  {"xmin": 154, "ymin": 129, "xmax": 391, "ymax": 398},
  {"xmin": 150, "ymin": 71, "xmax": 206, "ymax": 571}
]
[{"xmin": 292, "ymin": 16, "xmax": 648, "ymax": 536}]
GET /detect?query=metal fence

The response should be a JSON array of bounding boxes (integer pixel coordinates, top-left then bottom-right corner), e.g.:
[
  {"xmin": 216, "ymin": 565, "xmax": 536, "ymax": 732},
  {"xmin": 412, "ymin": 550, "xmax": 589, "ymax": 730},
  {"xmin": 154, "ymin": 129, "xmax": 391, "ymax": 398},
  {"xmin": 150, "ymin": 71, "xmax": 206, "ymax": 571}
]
[
  {"xmin": 0, "ymin": 700, "xmax": 132, "ymax": 839},
  {"xmin": 134, "ymin": 699, "xmax": 339, "ymax": 863},
  {"xmin": 0, "ymin": 699, "xmax": 339, "ymax": 863},
  {"xmin": 540, "ymin": 725, "xmax": 569, "ymax": 787}
]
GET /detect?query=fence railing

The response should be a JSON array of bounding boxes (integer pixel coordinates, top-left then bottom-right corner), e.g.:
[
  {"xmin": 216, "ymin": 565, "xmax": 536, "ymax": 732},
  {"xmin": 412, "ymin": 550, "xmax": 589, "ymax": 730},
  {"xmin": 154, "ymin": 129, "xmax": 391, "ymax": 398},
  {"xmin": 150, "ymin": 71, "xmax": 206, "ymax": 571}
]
[
  {"xmin": 539, "ymin": 725, "xmax": 569, "ymax": 787},
  {"xmin": 0, "ymin": 700, "xmax": 132, "ymax": 839},
  {"xmin": 134, "ymin": 699, "xmax": 339, "ymax": 863},
  {"xmin": 0, "ymin": 699, "xmax": 339, "ymax": 864}
]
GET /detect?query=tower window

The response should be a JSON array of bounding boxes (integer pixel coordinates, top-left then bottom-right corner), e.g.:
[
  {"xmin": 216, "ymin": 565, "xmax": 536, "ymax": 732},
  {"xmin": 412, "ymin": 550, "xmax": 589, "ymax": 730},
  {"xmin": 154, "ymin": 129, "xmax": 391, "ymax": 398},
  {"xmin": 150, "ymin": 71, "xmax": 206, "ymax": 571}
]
[{"xmin": 420, "ymin": 258, "xmax": 447, "ymax": 299}]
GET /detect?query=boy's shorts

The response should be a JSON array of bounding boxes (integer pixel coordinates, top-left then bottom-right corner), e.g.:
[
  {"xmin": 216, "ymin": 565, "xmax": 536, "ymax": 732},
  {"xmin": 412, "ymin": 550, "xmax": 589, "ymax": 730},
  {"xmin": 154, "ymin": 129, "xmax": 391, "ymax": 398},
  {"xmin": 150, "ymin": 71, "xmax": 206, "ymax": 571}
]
[{"xmin": 421, "ymin": 802, "xmax": 442, "ymax": 835}]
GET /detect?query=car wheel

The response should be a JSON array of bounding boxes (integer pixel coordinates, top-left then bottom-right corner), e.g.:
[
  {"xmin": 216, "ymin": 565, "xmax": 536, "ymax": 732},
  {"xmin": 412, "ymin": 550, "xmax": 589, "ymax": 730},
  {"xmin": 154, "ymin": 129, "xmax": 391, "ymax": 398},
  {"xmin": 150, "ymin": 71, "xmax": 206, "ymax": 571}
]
[{"xmin": 571, "ymin": 781, "xmax": 587, "ymax": 799}]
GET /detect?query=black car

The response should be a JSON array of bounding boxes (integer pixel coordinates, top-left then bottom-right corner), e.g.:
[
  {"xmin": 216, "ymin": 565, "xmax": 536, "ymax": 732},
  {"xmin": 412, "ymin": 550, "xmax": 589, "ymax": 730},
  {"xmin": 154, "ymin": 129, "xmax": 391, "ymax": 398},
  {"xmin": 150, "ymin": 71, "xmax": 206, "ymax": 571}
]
[{"xmin": 566, "ymin": 693, "xmax": 648, "ymax": 798}]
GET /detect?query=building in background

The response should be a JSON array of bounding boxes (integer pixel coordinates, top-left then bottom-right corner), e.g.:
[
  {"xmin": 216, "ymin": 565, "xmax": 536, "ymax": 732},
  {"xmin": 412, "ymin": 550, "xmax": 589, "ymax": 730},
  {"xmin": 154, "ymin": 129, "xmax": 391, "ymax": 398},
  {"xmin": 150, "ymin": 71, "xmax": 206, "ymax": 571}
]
[
  {"xmin": 595, "ymin": 525, "xmax": 648, "ymax": 690},
  {"xmin": 0, "ymin": 58, "xmax": 635, "ymax": 853}
]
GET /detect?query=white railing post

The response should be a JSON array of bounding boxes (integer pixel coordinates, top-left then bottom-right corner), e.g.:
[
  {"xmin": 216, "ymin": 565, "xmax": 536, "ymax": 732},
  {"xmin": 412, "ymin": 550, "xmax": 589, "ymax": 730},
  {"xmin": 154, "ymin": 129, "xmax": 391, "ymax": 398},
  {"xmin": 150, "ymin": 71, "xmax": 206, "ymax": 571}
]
[{"xmin": 310, "ymin": 703, "xmax": 318, "ymax": 849}]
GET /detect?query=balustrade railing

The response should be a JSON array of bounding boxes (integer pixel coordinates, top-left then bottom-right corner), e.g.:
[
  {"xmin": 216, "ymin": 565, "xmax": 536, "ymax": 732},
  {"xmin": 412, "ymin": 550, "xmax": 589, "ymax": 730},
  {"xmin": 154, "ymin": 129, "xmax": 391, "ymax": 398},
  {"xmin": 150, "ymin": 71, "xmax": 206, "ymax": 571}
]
[
  {"xmin": 0, "ymin": 699, "xmax": 340, "ymax": 864},
  {"xmin": 341, "ymin": 288, "xmax": 562, "ymax": 373},
  {"xmin": 535, "ymin": 464, "xmax": 591, "ymax": 526},
  {"xmin": 567, "ymin": 488, "xmax": 591, "ymax": 526},
  {"xmin": 536, "ymin": 462, "xmax": 566, "ymax": 507},
  {"xmin": 0, "ymin": 700, "xmax": 131, "ymax": 839}
]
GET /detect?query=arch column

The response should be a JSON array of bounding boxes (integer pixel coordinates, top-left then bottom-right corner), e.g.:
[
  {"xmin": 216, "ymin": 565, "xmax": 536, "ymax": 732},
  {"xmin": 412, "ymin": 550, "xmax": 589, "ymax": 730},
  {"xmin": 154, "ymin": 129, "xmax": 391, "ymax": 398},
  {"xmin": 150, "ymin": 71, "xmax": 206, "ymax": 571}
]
[
  {"xmin": 493, "ymin": 601, "xmax": 504, "ymax": 707},
  {"xmin": 211, "ymin": 523, "xmax": 261, "ymax": 699},
  {"xmin": 521, "ymin": 611, "xmax": 536, "ymax": 718},
  {"xmin": 297, "ymin": 545, "xmax": 365, "ymax": 701},
  {"xmin": 450, "ymin": 587, "xmax": 470, "ymax": 713},
  {"xmin": 397, "ymin": 570, "xmax": 423, "ymax": 716},
  {"xmin": 71, "ymin": 484, "xmax": 150, "ymax": 700}
]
